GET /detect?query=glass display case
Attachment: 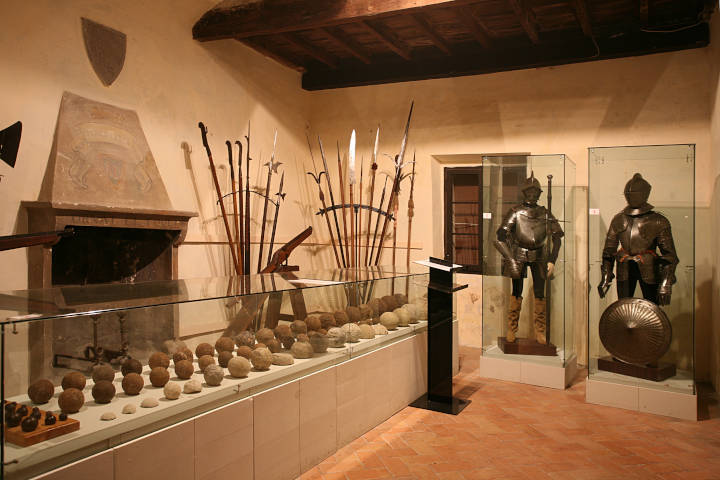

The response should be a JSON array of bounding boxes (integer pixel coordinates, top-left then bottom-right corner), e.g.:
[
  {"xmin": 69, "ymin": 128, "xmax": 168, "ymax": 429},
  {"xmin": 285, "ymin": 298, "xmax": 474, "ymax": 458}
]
[
  {"xmin": 587, "ymin": 145, "xmax": 695, "ymax": 415},
  {"xmin": 1, "ymin": 267, "xmax": 429, "ymax": 479},
  {"xmin": 480, "ymin": 154, "xmax": 577, "ymax": 386}
]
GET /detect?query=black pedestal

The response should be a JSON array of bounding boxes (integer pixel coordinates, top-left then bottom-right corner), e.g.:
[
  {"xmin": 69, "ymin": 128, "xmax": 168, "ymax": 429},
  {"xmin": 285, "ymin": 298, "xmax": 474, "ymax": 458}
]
[{"xmin": 598, "ymin": 356, "xmax": 676, "ymax": 382}]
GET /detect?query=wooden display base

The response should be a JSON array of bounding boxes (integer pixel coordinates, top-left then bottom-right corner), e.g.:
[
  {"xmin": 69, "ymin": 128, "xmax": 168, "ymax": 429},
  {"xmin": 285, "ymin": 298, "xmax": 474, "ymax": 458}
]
[
  {"xmin": 598, "ymin": 356, "xmax": 676, "ymax": 382},
  {"xmin": 4, "ymin": 402, "xmax": 80, "ymax": 447},
  {"xmin": 498, "ymin": 337, "xmax": 558, "ymax": 356}
]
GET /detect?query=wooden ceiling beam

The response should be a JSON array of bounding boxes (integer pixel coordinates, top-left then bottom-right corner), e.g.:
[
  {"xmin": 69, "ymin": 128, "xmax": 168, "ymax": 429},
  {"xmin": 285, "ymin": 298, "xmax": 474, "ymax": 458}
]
[
  {"xmin": 239, "ymin": 38, "xmax": 306, "ymax": 72},
  {"xmin": 570, "ymin": 0, "xmax": 593, "ymax": 37},
  {"xmin": 320, "ymin": 27, "xmax": 372, "ymax": 64},
  {"xmin": 410, "ymin": 13, "xmax": 452, "ymax": 55},
  {"xmin": 508, "ymin": 0, "xmax": 540, "ymax": 44},
  {"xmin": 194, "ymin": 0, "xmax": 483, "ymax": 42},
  {"xmin": 280, "ymin": 32, "xmax": 338, "ymax": 68},
  {"xmin": 454, "ymin": 6, "xmax": 492, "ymax": 49},
  {"xmin": 358, "ymin": 20, "xmax": 413, "ymax": 61}
]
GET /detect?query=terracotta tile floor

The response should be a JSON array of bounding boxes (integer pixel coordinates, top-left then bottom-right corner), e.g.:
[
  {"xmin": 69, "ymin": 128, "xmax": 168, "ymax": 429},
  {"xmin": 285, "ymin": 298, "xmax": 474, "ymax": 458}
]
[{"xmin": 299, "ymin": 370, "xmax": 720, "ymax": 480}]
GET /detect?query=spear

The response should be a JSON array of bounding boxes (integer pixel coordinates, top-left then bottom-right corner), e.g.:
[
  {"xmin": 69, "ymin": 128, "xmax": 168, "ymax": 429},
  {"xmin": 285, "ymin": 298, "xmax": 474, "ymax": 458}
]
[
  {"xmin": 406, "ymin": 150, "xmax": 417, "ymax": 270},
  {"xmin": 369, "ymin": 174, "xmax": 390, "ymax": 262},
  {"xmin": 266, "ymin": 171, "xmax": 285, "ymax": 266},
  {"xmin": 374, "ymin": 101, "xmax": 413, "ymax": 265},
  {"xmin": 226, "ymin": 141, "xmax": 242, "ymax": 274},
  {"xmin": 198, "ymin": 122, "xmax": 240, "ymax": 275},
  {"xmin": 391, "ymin": 171, "xmax": 400, "ymax": 267},
  {"xmin": 244, "ymin": 122, "xmax": 252, "ymax": 275},
  {"xmin": 365, "ymin": 127, "xmax": 379, "ymax": 266},
  {"xmin": 337, "ymin": 141, "xmax": 350, "ymax": 265},
  {"xmin": 306, "ymin": 133, "xmax": 341, "ymax": 267},
  {"xmin": 358, "ymin": 155, "xmax": 364, "ymax": 268},
  {"xmin": 348, "ymin": 131, "xmax": 356, "ymax": 268},
  {"xmin": 235, "ymin": 140, "xmax": 244, "ymax": 273},
  {"xmin": 319, "ymin": 137, "xmax": 346, "ymax": 267},
  {"xmin": 257, "ymin": 130, "xmax": 280, "ymax": 273}
]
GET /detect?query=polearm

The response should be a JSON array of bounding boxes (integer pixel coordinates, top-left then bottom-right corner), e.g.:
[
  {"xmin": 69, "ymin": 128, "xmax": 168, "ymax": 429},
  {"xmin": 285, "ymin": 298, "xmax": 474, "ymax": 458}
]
[
  {"xmin": 357, "ymin": 155, "xmax": 364, "ymax": 268},
  {"xmin": 257, "ymin": 130, "xmax": 280, "ymax": 273},
  {"xmin": 306, "ymin": 133, "xmax": 341, "ymax": 267},
  {"xmin": 244, "ymin": 122, "xmax": 252, "ymax": 275},
  {"xmin": 368, "ymin": 174, "xmax": 389, "ymax": 262},
  {"xmin": 318, "ymin": 137, "xmax": 347, "ymax": 267},
  {"xmin": 235, "ymin": 141, "xmax": 245, "ymax": 273},
  {"xmin": 337, "ymin": 141, "xmax": 350, "ymax": 265},
  {"xmin": 267, "ymin": 172, "xmax": 285, "ymax": 265},
  {"xmin": 374, "ymin": 101, "xmax": 413, "ymax": 265},
  {"xmin": 348, "ymin": 131, "xmax": 357, "ymax": 268},
  {"xmin": 406, "ymin": 150, "xmax": 416, "ymax": 270},
  {"xmin": 227, "ymin": 141, "xmax": 242, "ymax": 274},
  {"xmin": 198, "ymin": 122, "xmax": 241, "ymax": 275},
  {"xmin": 545, "ymin": 174, "xmax": 553, "ymax": 345},
  {"xmin": 365, "ymin": 127, "xmax": 379, "ymax": 265}
]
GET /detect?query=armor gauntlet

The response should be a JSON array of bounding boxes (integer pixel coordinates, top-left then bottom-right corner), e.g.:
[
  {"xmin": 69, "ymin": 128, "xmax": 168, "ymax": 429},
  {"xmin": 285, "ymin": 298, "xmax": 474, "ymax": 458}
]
[
  {"xmin": 598, "ymin": 259, "xmax": 615, "ymax": 298},
  {"xmin": 657, "ymin": 264, "xmax": 674, "ymax": 305}
]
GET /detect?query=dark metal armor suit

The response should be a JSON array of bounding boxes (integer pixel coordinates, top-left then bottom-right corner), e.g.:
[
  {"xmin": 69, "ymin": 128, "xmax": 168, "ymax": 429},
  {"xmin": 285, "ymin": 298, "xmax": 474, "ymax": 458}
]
[{"xmin": 599, "ymin": 173, "xmax": 678, "ymax": 305}]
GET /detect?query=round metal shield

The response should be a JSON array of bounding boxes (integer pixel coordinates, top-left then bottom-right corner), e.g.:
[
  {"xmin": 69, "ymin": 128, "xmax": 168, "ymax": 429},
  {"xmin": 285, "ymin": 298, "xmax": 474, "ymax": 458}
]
[{"xmin": 599, "ymin": 298, "xmax": 672, "ymax": 365}]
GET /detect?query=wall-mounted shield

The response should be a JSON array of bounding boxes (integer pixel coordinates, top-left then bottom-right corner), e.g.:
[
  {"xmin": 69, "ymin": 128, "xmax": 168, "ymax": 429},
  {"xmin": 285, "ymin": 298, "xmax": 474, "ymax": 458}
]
[{"xmin": 81, "ymin": 18, "xmax": 126, "ymax": 87}]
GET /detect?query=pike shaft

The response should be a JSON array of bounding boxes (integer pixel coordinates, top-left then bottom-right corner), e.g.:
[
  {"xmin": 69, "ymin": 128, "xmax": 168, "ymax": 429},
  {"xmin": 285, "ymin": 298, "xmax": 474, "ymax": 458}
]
[
  {"xmin": 257, "ymin": 166, "xmax": 273, "ymax": 273},
  {"xmin": 365, "ymin": 166, "xmax": 377, "ymax": 265},
  {"xmin": 244, "ymin": 124, "xmax": 251, "ymax": 275},
  {"xmin": 337, "ymin": 145, "xmax": 350, "ymax": 266},
  {"xmin": 228, "ymin": 141, "xmax": 242, "ymax": 274},
  {"xmin": 319, "ymin": 137, "xmax": 346, "ymax": 267}
]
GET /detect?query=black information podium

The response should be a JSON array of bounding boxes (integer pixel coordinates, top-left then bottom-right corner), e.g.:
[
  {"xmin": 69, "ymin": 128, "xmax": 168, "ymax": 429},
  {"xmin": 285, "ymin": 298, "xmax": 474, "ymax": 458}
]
[{"xmin": 410, "ymin": 257, "xmax": 469, "ymax": 415}]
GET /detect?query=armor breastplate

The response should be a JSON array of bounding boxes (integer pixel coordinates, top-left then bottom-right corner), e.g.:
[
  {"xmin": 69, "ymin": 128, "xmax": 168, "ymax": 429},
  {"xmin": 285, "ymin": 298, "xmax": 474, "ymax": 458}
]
[
  {"xmin": 513, "ymin": 206, "xmax": 548, "ymax": 249},
  {"xmin": 616, "ymin": 214, "xmax": 660, "ymax": 254}
]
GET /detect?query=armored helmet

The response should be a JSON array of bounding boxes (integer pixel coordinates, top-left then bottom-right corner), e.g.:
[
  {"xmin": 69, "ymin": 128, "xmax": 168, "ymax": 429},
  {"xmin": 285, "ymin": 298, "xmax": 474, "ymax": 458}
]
[
  {"xmin": 624, "ymin": 173, "xmax": 651, "ymax": 208},
  {"xmin": 521, "ymin": 171, "xmax": 542, "ymax": 193}
]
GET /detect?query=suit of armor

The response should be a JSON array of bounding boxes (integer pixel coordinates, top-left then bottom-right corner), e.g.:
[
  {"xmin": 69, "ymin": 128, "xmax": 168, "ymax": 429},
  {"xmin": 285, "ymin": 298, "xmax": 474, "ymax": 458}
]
[
  {"xmin": 493, "ymin": 174, "xmax": 563, "ymax": 344},
  {"xmin": 599, "ymin": 173, "xmax": 678, "ymax": 305}
]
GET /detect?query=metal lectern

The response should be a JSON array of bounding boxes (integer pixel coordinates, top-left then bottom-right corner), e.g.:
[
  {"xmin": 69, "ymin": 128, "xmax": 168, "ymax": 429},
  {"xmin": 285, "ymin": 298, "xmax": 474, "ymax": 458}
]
[{"xmin": 410, "ymin": 257, "xmax": 469, "ymax": 415}]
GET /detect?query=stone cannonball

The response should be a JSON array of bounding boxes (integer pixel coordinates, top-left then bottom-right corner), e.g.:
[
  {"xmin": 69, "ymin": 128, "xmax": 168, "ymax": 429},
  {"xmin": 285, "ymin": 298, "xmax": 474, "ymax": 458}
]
[
  {"xmin": 253, "ymin": 343, "xmax": 266, "ymax": 350},
  {"xmin": 380, "ymin": 311, "xmax": 399, "ymax": 331},
  {"xmin": 215, "ymin": 336, "xmax": 235, "ymax": 353},
  {"xmin": 308, "ymin": 331, "xmax": 329, "ymax": 353},
  {"xmin": 318, "ymin": 328, "xmax": 327, "ymax": 336},
  {"xmin": 272, "ymin": 353, "xmax": 294, "ymax": 366},
  {"xmin": 274, "ymin": 324, "xmax": 292, "ymax": 340},
  {"xmin": 61, "ymin": 371, "xmax": 87, "ymax": 391},
  {"xmin": 291, "ymin": 320, "xmax": 307, "ymax": 336},
  {"xmin": 333, "ymin": 310, "xmax": 349, "ymax": 326},
  {"xmin": 92, "ymin": 380, "xmax": 115, "ymax": 404},
  {"xmin": 203, "ymin": 364, "xmax": 224, "ymax": 386},
  {"xmin": 373, "ymin": 324, "xmax": 388, "ymax": 335},
  {"xmin": 381, "ymin": 295, "xmax": 398, "ymax": 311},
  {"xmin": 327, "ymin": 327, "xmax": 346, "ymax": 347},
  {"xmin": 359, "ymin": 323, "xmax": 375, "ymax": 340},
  {"xmin": 121, "ymin": 358, "xmax": 143, "ymax": 376},
  {"xmin": 401, "ymin": 303, "xmax": 420, "ymax": 324},
  {"xmin": 345, "ymin": 306, "xmax": 362, "ymax": 324},
  {"xmin": 121, "ymin": 373, "xmax": 144, "ymax": 395},
  {"xmin": 265, "ymin": 338, "xmax": 282, "ymax": 353},
  {"xmin": 148, "ymin": 352, "xmax": 170, "ymax": 370},
  {"xmin": 164, "ymin": 382, "xmax": 181, "ymax": 400},
  {"xmin": 358, "ymin": 304, "xmax": 373, "ymax": 321},
  {"xmin": 227, "ymin": 356, "xmax": 251, "ymax": 378},
  {"xmin": 28, "ymin": 379, "xmax": 55, "ymax": 405},
  {"xmin": 149, "ymin": 367, "xmax": 170, "ymax": 388},
  {"xmin": 218, "ymin": 350, "xmax": 234, "ymax": 368},
  {"xmin": 180, "ymin": 348, "xmax": 195, "ymax": 362},
  {"xmin": 58, "ymin": 388, "xmax": 85, "ymax": 413},
  {"xmin": 341, "ymin": 323, "xmax": 361, "ymax": 343},
  {"xmin": 198, "ymin": 355, "xmax": 216, "ymax": 373},
  {"xmin": 290, "ymin": 341, "xmax": 314, "ymax": 359},
  {"xmin": 255, "ymin": 328, "xmax": 275, "ymax": 345},
  {"xmin": 367, "ymin": 298, "xmax": 383, "ymax": 317},
  {"xmin": 174, "ymin": 359, "xmax": 194, "ymax": 379},
  {"xmin": 319, "ymin": 313, "xmax": 336, "ymax": 329},
  {"xmin": 91, "ymin": 364, "xmax": 115, "ymax": 384},
  {"xmin": 394, "ymin": 308, "xmax": 411, "ymax": 327},
  {"xmin": 236, "ymin": 345, "xmax": 253, "ymax": 359},
  {"xmin": 394, "ymin": 293, "xmax": 408, "ymax": 306},
  {"xmin": 235, "ymin": 330, "xmax": 255, "ymax": 348},
  {"xmin": 183, "ymin": 379, "xmax": 202, "ymax": 394},
  {"xmin": 296, "ymin": 334, "xmax": 309, "ymax": 343},
  {"xmin": 162, "ymin": 339, "xmax": 187, "ymax": 356},
  {"xmin": 414, "ymin": 301, "xmax": 428, "ymax": 320},
  {"xmin": 173, "ymin": 350, "xmax": 189, "ymax": 364},
  {"xmin": 250, "ymin": 347, "xmax": 273, "ymax": 371},
  {"xmin": 195, "ymin": 342, "xmax": 215, "ymax": 358},
  {"xmin": 305, "ymin": 315, "xmax": 321, "ymax": 332}
]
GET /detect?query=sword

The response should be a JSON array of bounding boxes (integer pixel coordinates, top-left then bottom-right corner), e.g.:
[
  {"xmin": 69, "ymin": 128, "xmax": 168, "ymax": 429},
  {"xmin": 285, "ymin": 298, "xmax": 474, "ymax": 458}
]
[
  {"xmin": 349, "ymin": 130, "xmax": 356, "ymax": 268},
  {"xmin": 365, "ymin": 126, "xmax": 379, "ymax": 265},
  {"xmin": 319, "ymin": 136, "xmax": 347, "ymax": 267},
  {"xmin": 306, "ymin": 133, "xmax": 341, "ymax": 267},
  {"xmin": 257, "ymin": 130, "xmax": 280, "ymax": 273},
  {"xmin": 227, "ymin": 140, "xmax": 242, "ymax": 274},
  {"xmin": 267, "ymin": 171, "xmax": 285, "ymax": 265}
]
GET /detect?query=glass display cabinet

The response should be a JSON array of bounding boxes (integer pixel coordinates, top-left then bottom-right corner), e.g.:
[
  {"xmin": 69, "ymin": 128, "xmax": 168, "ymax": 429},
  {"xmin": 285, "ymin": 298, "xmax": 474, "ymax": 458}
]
[
  {"xmin": 1, "ymin": 267, "xmax": 429, "ymax": 478},
  {"xmin": 480, "ymin": 154, "xmax": 577, "ymax": 389},
  {"xmin": 587, "ymin": 145, "xmax": 696, "ymax": 420}
]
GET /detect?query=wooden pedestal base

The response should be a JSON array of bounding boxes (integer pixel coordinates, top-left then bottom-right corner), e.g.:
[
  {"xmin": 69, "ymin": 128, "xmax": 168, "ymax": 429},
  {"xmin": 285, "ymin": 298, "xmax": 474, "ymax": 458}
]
[
  {"xmin": 4, "ymin": 402, "xmax": 80, "ymax": 447},
  {"xmin": 498, "ymin": 337, "xmax": 558, "ymax": 356},
  {"xmin": 598, "ymin": 356, "xmax": 676, "ymax": 382}
]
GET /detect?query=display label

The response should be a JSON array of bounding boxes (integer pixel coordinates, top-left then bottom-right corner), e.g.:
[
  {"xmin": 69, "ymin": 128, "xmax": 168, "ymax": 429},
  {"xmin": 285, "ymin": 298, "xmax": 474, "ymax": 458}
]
[
  {"xmin": 589, "ymin": 208, "xmax": 600, "ymax": 215},
  {"xmin": 483, "ymin": 212, "xmax": 492, "ymax": 219}
]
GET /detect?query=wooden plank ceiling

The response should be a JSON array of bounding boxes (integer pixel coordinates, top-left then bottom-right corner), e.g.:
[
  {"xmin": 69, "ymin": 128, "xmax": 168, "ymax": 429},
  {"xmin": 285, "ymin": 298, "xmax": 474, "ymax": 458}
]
[{"xmin": 193, "ymin": 0, "xmax": 716, "ymax": 90}]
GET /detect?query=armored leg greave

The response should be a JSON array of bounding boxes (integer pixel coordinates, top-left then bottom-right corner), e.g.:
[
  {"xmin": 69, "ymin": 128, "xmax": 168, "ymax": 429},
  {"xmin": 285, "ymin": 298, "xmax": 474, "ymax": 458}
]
[
  {"xmin": 534, "ymin": 298, "xmax": 547, "ymax": 344},
  {"xmin": 506, "ymin": 296, "xmax": 522, "ymax": 342}
]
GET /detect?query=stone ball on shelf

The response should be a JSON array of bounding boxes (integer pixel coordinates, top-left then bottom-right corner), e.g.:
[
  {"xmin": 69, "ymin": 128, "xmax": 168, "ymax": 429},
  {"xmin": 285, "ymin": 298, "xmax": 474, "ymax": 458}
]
[
  {"xmin": 291, "ymin": 320, "xmax": 307, "ymax": 336},
  {"xmin": 373, "ymin": 324, "xmax": 388, "ymax": 336},
  {"xmin": 341, "ymin": 322, "xmax": 361, "ymax": 343},
  {"xmin": 141, "ymin": 398, "xmax": 159, "ymax": 408},
  {"xmin": 318, "ymin": 328, "xmax": 328, "ymax": 335},
  {"xmin": 180, "ymin": 347, "xmax": 195, "ymax": 362},
  {"xmin": 235, "ymin": 330, "xmax": 255, "ymax": 348},
  {"xmin": 319, "ymin": 313, "xmax": 336, "ymax": 329},
  {"xmin": 198, "ymin": 355, "xmax": 216, "ymax": 373},
  {"xmin": 414, "ymin": 302, "xmax": 428, "ymax": 321},
  {"xmin": 236, "ymin": 345, "xmax": 253, "ymax": 359},
  {"xmin": 253, "ymin": 343, "xmax": 267, "ymax": 350},
  {"xmin": 195, "ymin": 342, "xmax": 215, "ymax": 358},
  {"xmin": 121, "ymin": 358, "xmax": 143, "ymax": 376},
  {"xmin": 174, "ymin": 360, "xmax": 194, "ymax": 379},
  {"xmin": 91, "ymin": 364, "xmax": 115, "ymax": 384},
  {"xmin": 333, "ymin": 310, "xmax": 349, "ymax": 326},
  {"xmin": 173, "ymin": 351, "xmax": 189, "ymax": 364},
  {"xmin": 162, "ymin": 339, "xmax": 186, "ymax": 356},
  {"xmin": 327, "ymin": 327, "xmax": 346, "ymax": 347},
  {"xmin": 148, "ymin": 352, "xmax": 170, "ymax": 370},
  {"xmin": 183, "ymin": 379, "xmax": 203, "ymax": 393},
  {"xmin": 346, "ymin": 306, "xmax": 362, "ymax": 324},
  {"xmin": 308, "ymin": 331, "xmax": 329, "ymax": 353},
  {"xmin": 265, "ymin": 338, "xmax": 282, "ymax": 353},
  {"xmin": 122, "ymin": 404, "xmax": 136, "ymax": 414},
  {"xmin": 274, "ymin": 324, "xmax": 292, "ymax": 340},
  {"xmin": 250, "ymin": 347, "xmax": 273, "ymax": 371},
  {"xmin": 92, "ymin": 380, "xmax": 116, "ymax": 404},
  {"xmin": 382, "ymin": 295, "xmax": 398, "ymax": 311},
  {"xmin": 121, "ymin": 373, "xmax": 144, "ymax": 395},
  {"xmin": 149, "ymin": 367, "xmax": 170, "ymax": 387},
  {"xmin": 359, "ymin": 323, "xmax": 375, "ymax": 339},
  {"xmin": 215, "ymin": 336, "xmax": 235, "ymax": 353},
  {"xmin": 296, "ymin": 334, "xmax": 309, "ymax": 343},
  {"xmin": 227, "ymin": 356, "xmax": 251, "ymax": 378},
  {"xmin": 272, "ymin": 353, "xmax": 294, "ymax": 366},
  {"xmin": 305, "ymin": 315, "xmax": 322, "ymax": 332},
  {"xmin": 367, "ymin": 298, "xmax": 382, "ymax": 317},
  {"xmin": 255, "ymin": 328, "xmax": 275, "ymax": 345},
  {"xmin": 279, "ymin": 335, "xmax": 295, "ymax": 350},
  {"xmin": 394, "ymin": 293, "xmax": 408, "ymax": 306},
  {"xmin": 164, "ymin": 382, "xmax": 182, "ymax": 400},
  {"xmin": 394, "ymin": 308, "xmax": 411, "ymax": 327},
  {"xmin": 218, "ymin": 350, "xmax": 234, "ymax": 368},
  {"xmin": 62, "ymin": 372, "xmax": 87, "ymax": 391},
  {"xmin": 28, "ymin": 379, "xmax": 55, "ymax": 405},
  {"xmin": 291, "ymin": 341, "xmax": 314, "ymax": 359},
  {"xmin": 203, "ymin": 364, "xmax": 224, "ymax": 386},
  {"xmin": 358, "ymin": 304, "xmax": 373, "ymax": 321},
  {"xmin": 380, "ymin": 312, "xmax": 399, "ymax": 331}
]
